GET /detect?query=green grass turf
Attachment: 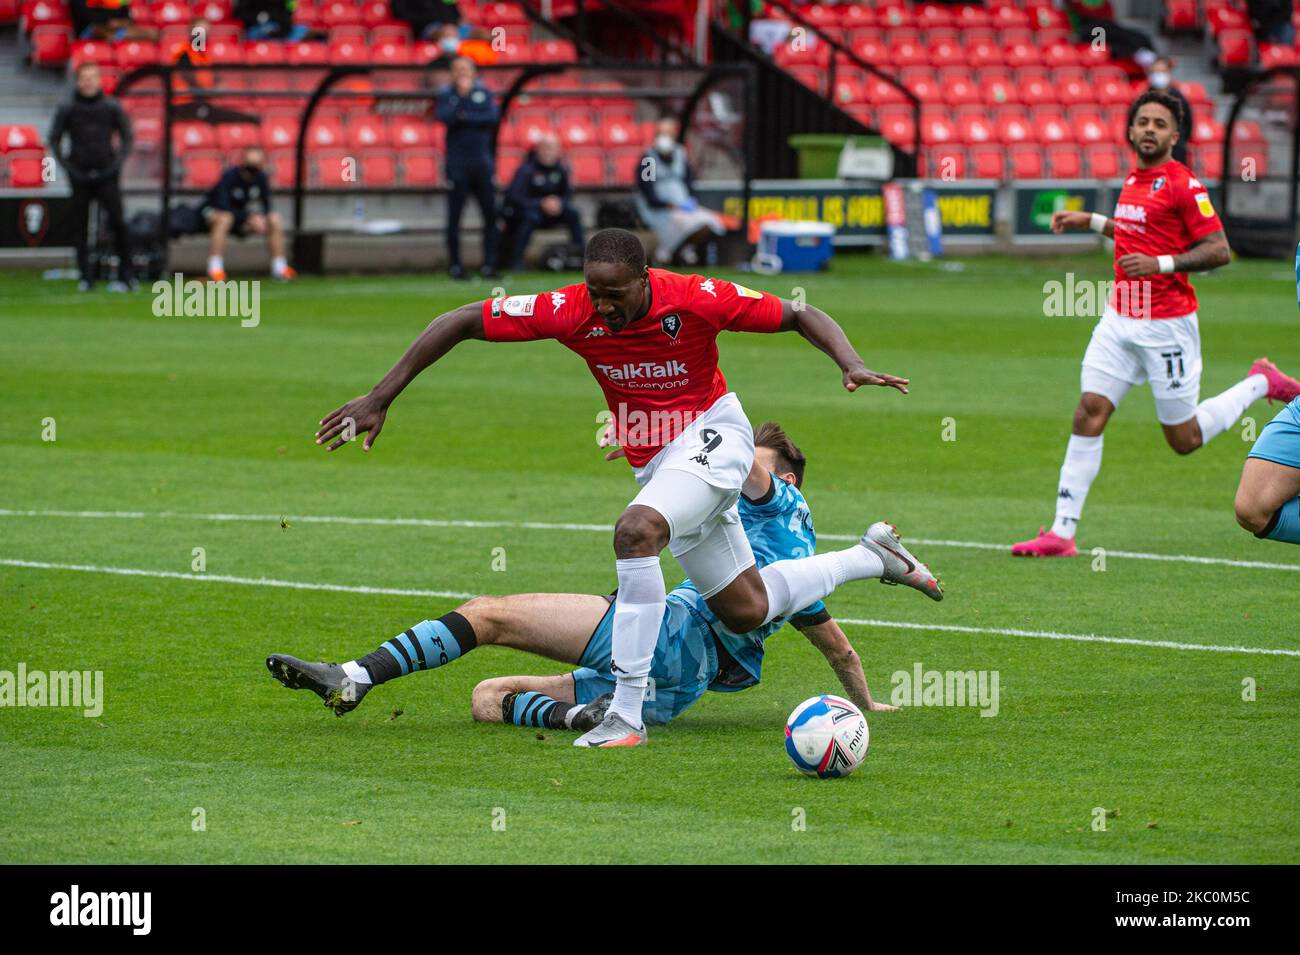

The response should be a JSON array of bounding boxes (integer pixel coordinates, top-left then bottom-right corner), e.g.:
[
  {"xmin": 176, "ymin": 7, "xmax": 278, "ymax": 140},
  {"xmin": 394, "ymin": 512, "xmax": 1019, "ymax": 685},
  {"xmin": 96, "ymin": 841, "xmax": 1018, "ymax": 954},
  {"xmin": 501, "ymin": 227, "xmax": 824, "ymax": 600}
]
[{"xmin": 1, "ymin": 254, "xmax": 1298, "ymax": 863}]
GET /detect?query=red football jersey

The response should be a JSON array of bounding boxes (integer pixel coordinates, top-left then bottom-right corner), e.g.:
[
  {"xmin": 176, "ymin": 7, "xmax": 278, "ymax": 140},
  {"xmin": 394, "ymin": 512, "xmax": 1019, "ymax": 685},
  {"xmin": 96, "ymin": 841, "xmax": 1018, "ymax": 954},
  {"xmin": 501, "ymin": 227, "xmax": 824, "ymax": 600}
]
[
  {"xmin": 481, "ymin": 268, "xmax": 783, "ymax": 467},
  {"xmin": 1110, "ymin": 158, "xmax": 1223, "ymax": 319}
]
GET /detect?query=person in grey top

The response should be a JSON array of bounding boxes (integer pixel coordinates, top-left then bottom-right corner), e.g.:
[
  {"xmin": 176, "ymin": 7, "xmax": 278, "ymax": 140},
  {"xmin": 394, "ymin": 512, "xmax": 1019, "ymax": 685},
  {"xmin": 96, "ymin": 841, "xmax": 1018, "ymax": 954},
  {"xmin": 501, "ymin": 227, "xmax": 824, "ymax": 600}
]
[{"xmin": 634, "ymin": 116, "xmax": 725, "ymax": 265}]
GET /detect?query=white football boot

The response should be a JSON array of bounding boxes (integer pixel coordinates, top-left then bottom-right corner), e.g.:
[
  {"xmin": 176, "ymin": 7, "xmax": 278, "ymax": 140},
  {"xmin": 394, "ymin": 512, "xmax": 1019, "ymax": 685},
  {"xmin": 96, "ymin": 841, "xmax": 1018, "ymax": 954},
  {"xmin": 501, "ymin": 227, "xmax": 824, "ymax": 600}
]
[
  {"xmin": 860, "ymin": 522, "xmax": 944, "ymax": 602},
  {"xmin": 573, "ymin": 711, "xmax": 647, "ymax": 748}
]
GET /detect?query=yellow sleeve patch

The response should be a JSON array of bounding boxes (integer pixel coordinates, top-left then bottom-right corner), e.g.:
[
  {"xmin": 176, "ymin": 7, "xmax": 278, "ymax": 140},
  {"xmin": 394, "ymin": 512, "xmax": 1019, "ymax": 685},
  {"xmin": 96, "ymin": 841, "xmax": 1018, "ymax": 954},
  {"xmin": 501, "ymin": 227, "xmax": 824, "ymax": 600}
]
[
  {"xmin": 732, "ymin": 282, "xmax": 763, "ymax": 299},
  {"xmin": 1195, "ymin": 193, "xmax": 1216, "ymax": 218}
]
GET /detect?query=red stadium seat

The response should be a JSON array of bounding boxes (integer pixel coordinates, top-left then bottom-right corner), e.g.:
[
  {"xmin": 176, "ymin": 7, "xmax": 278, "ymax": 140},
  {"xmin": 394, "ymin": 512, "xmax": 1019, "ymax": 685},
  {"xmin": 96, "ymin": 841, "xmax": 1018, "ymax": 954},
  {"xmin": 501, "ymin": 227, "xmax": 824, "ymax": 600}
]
[
  {"xmin": 1074, "ymin": 114, "xmax": 1109, "ymax": 144},
  {"xmin": 1003, "ymin": 40, "xmax": 1041, "ymax": 69},
  {"xmin": 990, "ymin": 1, "xmax": 1031, "ymax": 29},
  {"xmin": 248, "ymin": 39, "xmax": 289, "ymax": 64},
  {"xmin": 1192, "ymin": 144, "xmax": 1223, "ymax": 180},
  {"xmin": 996, "ymin": 113, "xmax": 1035, "ymax": 144},
  {"xmin": 842, "ymin": 3, "xmax": 875, "ymax": 29},
  {"xmin": 831, "ymin": 76, "xmax": 865, "ymax": 106},
  {"xmin": 400, "ymin": 149, "xmax": 440, "ymax": 186},
  {"xmin": 370, "ymin": 22, "xmax": 408, "ymax": 46},
  {"xmin": 957, "ymin": 114, "xmax": 996, "ymax": 145},
  {"xmin": 601, "ymin": 118, "xmax": 641, "ymax": 148},
  {"xmin": 1018, "ymin": 77, "xmax": 1056, "ymax": 108},
  {"xmin": 1046, "ymin": 143, "xmax": 1083, "ymax": 177},
  {"xmin": 348, "ymin": 115, "xmax": 388, "ymax": 150},
  {"xmin": 1193, "ymin": 116, "xmax": 1225, "ymax": 145},
  {"xmin": 391, "ymin": 116, "xmax": 432, "ymax": 148},
  {"xmin": 1096, "ymin": 76, "xmax": 1136, "ymax": 106},
  {"xmin": 609, "ymin": 147, "xmax": 643, "ymax": 184},
  {"xmin": 264, "ymin": 113, "xmax": 301, "ymax": 148},
  {"xmin": 359, "ymin": 148, "xmax": 397, "ymax": 185},
  {"xmin": 1058, "ymin": 77, "xmax": 1093, "ymax": 106},
  {"xmin": 1007, "ymin": 143, "xmax": 1044, "ymax": 178},
  {"xmin": 1, "ymin": 124, "xmax": 42, "ymax": 151},
  {"xmin": 173, "ymin": 121, "xmax": 217, "ymax": 150},
  {"xmin": 21, "ymin": 0, "xmax": 70, "ymax": 29},
  {"xmin": 928, "ymin": 37, "xmax": 965, "ymax": 67},
  {"xmin": 1164, "ymin": 0, "xmax": 1199, "ymax": 31},
  {"xmin": 560, "ymin": 117, "xmax": 599, "ymax": 148},
  {"xmin": 926, "ymin": 144, "xmax": 966, "ymax": 179},
  {"xmin": 921, "ymin": 114, "xmax": 957, "ymax": 144},
  {"xmin": 193, "ymin": 0, "xmax": 233, "ymax": 22},
  {"xmin": 328, "ymin": 39, "xmax": 369, "ymax": 64},
  {"xmin": 264, "ymin": 148, "xmax": 295, "ymax": 186},
  {"xmin": 1175, "ymin": 80, "xmax": 1213, "ymax": 106},
  {"xmin": 876, "ymin": 3, "xmax": 912, "ymax": 29},
  {"xmin": 570, "ymin": 149, "xmax": 607, "ymax": 186},
  {"xmin": 889, "ymin": 38, "xmax": 928, "ymax": 68},
  {"xmin": 476, "ymin": 1, "xmax": 529, "ymax": 27},
  {"xmin": 7, "ymin": 148, "xmax": 48, "ymax": 187},
  {"xmin": 969, "ymin": 143, "xmax": 1005, "ymax": 178},
  {"xmin": 116, "ymin": 39, "xmax": 157, "ymax": 70},
  {"xmin": 852, "ymin": 36, "xmax": 887, "ymax": 64},
  {"xmin": 311, "ymin": 147, "xmax": 353, "ymax": 188},
  {"xmin": 29, "ymin": 25, "xmax": 71, "ymax": 65},
  {"xmin": 181, "ymin": 149, "xmax": 224, "ymax": 189},
  {"xmin": 1216, "ymin": 29, "xmax": 1253, "ymax": 66},
  {"xmin": 1039, "ymin": 116, "xmax": 1072, "ymax": 144},
  {"xmin": 877, "ymin": 107, "xmax": 916, "ymax": 149},
  {"xmin": 1084, "ymin": 143, "xmax": 1124, "ymax": 178},
  {"xmin": 966, "ymin": 36, "xmax": 1004, "ymax": 68},
  {"xmin": 865, "ymin": 76, "xmax": 909, "ymax": 106},
  {"xmin": 306, "ymin": 115, "xmax": 345, "ymax": 150},
  {"xmin": 916, "ymin": 3, "xmax": 954, "ymax": 30},
  {"xmin": 533, "ymin": 39, "xmax": 577, "ymax": 63},
  {"xmin": 1040, "ymin": 37, "xmax": 1082, "ymax": 68},
  {"xmin": 943, "ymin": 77, "xmax": 981, "ymax": 107},
  {"xmin": 209, "ymin": 38, "xmax": 244, "ymax": 63},
  {"xmin": 361, "ymin": 0, "xmax": 393, "ymax": 28},
  {"xmin": 981, "ymin": 76, "xmax": 1019, "ymax": 106},
  {"xmin": 319, "ymin": 0, "xmax": 362, "ymax": 27},
  {"xmin": 906, "ymin": 72, "xmax": 943, "ymax": 105},
  {"xmin": 513, "ymin": 112, "xmax": 552, "ymax": 148},
  {"xmin": 70, "ymin": 39, "xmax": 115, "ymax": 67},
  {"xmin": 216, "ymin": 123, "xmax": 260, "ymax": 151}
]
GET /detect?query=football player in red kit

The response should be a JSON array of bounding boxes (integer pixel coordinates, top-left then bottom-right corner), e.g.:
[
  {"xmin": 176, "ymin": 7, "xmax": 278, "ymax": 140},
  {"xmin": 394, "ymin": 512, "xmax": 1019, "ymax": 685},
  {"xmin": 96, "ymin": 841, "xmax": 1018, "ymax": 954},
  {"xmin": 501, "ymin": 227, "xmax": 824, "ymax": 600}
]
[
  {"xmin": 1013, "ymin": 90, "xmax": 1300, "ymax": 557},
  {"xmin": 316, "ymin": 229, "xmax": 940, "ymax": 746}
]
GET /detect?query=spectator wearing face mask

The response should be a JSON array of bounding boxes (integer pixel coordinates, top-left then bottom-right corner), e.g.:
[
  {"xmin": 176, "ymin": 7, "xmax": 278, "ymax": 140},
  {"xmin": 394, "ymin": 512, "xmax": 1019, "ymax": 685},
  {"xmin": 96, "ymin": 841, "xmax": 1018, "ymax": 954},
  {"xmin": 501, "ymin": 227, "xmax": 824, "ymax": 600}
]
[
  {"xmin": 1146, "ymin": 57, "xmax": 1192, "ymax": 166},
  {"xmin": 437, "ymin": 55, "xmax": 499, "ymax": 278},
  {"xmin": 634, "ymin": 116, "xmax": 726, "ymax": 265},
  {"xmin": 200, "ymin": 146, "xmax": 296, "ymax": 281}
]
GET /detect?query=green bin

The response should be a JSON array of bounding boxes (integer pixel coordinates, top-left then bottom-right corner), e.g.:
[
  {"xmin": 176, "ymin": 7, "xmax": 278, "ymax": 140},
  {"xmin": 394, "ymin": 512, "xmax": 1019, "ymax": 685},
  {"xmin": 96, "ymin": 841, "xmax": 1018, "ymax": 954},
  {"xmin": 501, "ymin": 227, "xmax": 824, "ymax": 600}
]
[{"xmin": 788, "ymin": 134, "xmax": 848, "ymax": 179}]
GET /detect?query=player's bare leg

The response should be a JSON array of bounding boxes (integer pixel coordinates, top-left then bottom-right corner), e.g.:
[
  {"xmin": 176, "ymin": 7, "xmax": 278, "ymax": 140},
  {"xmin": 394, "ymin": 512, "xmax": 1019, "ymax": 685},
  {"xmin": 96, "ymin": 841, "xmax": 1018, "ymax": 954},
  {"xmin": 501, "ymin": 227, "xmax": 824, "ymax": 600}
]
[
  {"xmin": 470, "ymin": 673, "xmax": 613, "ymax": 731},
  {"xmin": 1013, "ymin": 391, "xmax": 1114, "ymax": 557},
  {"xmin": 1235, "ymin": 457, "xmax": 1300, "ymax": 543},
  {"xmin": 1161, "ymin": 359, "xmax": 1298, "ymax": 456},
  {"xmin": 267, "ymin": 593, "xmax": 607, "ymax": 717},
  {"xmin": 206, "ymin": 210, "xmax": 233, "ymax": 280}
]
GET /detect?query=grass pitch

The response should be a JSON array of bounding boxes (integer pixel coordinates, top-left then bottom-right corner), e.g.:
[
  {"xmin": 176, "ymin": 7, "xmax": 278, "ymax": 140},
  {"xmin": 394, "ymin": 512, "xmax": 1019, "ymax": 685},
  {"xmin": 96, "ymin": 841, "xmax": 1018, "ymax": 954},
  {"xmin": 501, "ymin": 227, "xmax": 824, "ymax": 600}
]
[{"xmin": 2, "ymin": 253, "xmax": 1298, "ymax": 864}]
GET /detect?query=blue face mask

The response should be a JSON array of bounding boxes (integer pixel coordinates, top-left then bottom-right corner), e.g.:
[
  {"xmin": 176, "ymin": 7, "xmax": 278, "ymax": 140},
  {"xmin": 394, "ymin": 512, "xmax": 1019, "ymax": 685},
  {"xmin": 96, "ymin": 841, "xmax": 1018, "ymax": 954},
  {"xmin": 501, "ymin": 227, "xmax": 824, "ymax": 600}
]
[{"xmin": 440, "ymin": 37, "xmax": 459, "ymax": 54}]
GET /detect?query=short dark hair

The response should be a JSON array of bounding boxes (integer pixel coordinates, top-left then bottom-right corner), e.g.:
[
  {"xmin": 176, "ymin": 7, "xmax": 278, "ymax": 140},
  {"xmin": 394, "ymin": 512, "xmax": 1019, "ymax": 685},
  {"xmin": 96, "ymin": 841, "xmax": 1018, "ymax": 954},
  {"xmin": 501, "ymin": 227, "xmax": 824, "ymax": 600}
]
[
  {"xmin": 585, "ymin": 228, "xmax": 646, "ymax": 273},
  {"xmin": 1127, "ymin": 89, "xmax": 1184, "ymax": 133},
  {"xmin": 754, "ymin": 420, "xmax": 807, "ymax": 488}
]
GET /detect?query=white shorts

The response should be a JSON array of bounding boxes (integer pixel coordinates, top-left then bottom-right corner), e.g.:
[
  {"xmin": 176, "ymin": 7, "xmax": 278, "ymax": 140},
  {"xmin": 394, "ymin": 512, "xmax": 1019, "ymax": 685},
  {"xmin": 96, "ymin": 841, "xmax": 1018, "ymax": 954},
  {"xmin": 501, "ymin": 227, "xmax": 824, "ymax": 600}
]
[
  {"xmin": 1080, "ymin": 305, "xmax": 1202, "ymax": 425},
  {"xmin": 628, "ymin": 392, "xmax": 756, "ymax": 598}
]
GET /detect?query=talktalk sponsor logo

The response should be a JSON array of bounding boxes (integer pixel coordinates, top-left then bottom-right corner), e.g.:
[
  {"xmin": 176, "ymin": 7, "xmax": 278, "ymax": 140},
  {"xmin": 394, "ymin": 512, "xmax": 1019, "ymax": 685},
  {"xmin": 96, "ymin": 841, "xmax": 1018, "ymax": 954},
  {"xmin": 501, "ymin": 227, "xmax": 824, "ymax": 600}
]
[
  {"xmin": 1114, "ymin": 203, "xmax": 1147, "ymax": 222},
  {"xmin": 596, "ymin": 359, "xmax": 688, "ymax": 382}
]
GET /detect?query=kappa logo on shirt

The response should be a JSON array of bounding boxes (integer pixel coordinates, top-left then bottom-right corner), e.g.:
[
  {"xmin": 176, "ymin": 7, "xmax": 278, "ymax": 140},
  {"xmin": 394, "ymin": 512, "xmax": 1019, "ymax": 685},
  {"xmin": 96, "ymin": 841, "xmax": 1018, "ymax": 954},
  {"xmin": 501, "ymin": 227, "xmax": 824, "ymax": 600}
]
[
  {"xmin": 699, "ymin": 279, "xmax": 716, "ymax": 297},
  {"xmin": 551, "ymin": 291, "xmax": 566, "ymax": 309},
  {"xmin": 1188, "ymin": 177, "xmax": 1203, "ymax": 190}
]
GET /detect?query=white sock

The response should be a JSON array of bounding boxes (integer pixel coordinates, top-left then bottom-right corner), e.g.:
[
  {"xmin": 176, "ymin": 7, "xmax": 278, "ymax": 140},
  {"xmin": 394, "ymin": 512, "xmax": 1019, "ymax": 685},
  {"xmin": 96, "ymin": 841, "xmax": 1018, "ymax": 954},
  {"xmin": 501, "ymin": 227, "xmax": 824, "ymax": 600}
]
[
  {"xmin": 271, "ymin": 255, "xmax": 288, "ymax": 276},
  {"xmin": 1195, "ymin": 374, "xmax": 1267, "ymax": 445},
  {"xmin": 759, "ymin": 546, "xmax": 884, "ymax": 625},
  {"xmin": 1051, "ymin": 434, "xmax": 1103, "ymax": 539},
  {"xmin": 341, "ymin": 660, "xmax": 372, "ymax": 685},
  {"xmin": 207, "ymin": 255, "xmax": 223, "ymax": 274},
  {"xmin": 608, "ymin": 555, "xmax": 665, "ymax": 727}
]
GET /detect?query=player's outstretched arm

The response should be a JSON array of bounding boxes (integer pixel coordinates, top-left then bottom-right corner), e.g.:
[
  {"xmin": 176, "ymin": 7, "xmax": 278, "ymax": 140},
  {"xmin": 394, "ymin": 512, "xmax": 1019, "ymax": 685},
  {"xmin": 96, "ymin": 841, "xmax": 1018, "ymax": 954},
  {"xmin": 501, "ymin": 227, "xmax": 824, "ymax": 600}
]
[
  {"xmin": 798, "ymin": 617, "xmax": 897, "ymax": 712},
  {"xmin": 1050, "ymin": 209, "xmax": 1113, "ymax": 237},
  {"xmin": 316, "ymin": 301, "xmax": 486, "ymax": 451},
  {"xmin": 1118, "ymin": 228, "xmax": 1232, "ymax": 277},
  {"xmin": 777, "ymin": 300, "xmax": 909, "ymax": 394}
]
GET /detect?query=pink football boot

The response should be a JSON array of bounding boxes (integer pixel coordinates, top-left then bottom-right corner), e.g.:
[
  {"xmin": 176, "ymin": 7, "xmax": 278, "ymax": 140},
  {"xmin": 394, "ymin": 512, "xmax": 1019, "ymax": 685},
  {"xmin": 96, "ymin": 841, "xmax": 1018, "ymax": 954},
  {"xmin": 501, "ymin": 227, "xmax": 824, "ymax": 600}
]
[
  {"xmin": 1249, "ymin": 358, "xmax": 1300, "ymax": 404},
  {"xmin": 1011, "ymin": 527, "xmax": 1078, "ymax": 557}
]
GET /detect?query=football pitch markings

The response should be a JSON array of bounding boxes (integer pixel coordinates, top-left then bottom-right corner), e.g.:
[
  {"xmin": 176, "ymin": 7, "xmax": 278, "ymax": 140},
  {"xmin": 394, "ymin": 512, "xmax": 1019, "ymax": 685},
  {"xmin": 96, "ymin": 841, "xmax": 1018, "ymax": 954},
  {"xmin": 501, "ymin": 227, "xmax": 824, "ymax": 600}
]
[
  {"xmin": 3, "ymin": 507, "xmax": 1300, "ymax": 574},
  {"xmin": 3, "ymin": 555, "xmax": 1298, "ymax": 659}
]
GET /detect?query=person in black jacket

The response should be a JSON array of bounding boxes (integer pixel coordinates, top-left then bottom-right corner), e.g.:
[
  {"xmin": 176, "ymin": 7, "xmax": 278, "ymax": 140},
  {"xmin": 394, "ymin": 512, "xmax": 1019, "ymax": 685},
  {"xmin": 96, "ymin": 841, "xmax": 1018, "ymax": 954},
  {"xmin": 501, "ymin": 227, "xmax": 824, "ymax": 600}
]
[
  {"xmin": 392, "ymin": 0, "xmax": 460, "ymax": 40},
  {"xmin": 499, "ymin": 134, "xmax": 584, "ymax": 271},
  {"xmin": 436, "ymin": 56, "xmax": 499, "ymax": 278},
  {"xmin": 49, "ymin": 62, "xmax": 134, "ymax": 291},
  {"xmin": 234, "ymin": 0, "xmax": 307, "ymax": 41},
  {"xmin": 1145, "ymin": 57, "xmax": 1193, "ymax": 167}
]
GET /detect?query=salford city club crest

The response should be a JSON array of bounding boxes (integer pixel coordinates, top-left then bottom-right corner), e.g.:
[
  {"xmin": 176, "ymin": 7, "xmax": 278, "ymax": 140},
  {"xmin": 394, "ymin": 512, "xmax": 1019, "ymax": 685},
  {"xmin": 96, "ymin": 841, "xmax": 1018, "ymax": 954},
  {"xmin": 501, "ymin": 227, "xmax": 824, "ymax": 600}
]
[
  {"xmin": 660, "ymin": 313, "xmax": 681, "ymax": 339},
  {"xmin": 18, "ymin": 199, "xmax": 48, "ymax": 246},
  {"xmin": 1151, "ymin": 177, "xmax": 1166, "ymax": 193}
]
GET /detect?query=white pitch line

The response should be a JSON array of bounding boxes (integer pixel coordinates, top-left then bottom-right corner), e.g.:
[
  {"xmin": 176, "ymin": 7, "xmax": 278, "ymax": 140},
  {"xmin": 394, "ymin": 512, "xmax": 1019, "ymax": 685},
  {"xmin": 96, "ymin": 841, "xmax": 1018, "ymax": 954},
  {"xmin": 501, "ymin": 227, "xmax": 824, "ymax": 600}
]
[
  {"xmin": 1, "ymin": 557, "xmax": 1297, "ymax": 659},
  {"xmin": 0, "ymin": 558, "xmax": 474, "ymax": 600},
  {"xmin": 3, "ymin": 507, "xmax": 1300, "ymax": 574}
]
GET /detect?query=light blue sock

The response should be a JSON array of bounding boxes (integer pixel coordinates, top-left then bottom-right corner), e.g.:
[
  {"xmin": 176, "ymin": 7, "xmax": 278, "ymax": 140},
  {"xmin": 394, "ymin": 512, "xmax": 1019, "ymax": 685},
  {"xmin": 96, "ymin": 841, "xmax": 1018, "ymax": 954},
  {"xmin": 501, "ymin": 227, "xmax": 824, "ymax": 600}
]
[{"xmin": 1262, "ymin": 497, "xmax": 1300, "ymax": 545}]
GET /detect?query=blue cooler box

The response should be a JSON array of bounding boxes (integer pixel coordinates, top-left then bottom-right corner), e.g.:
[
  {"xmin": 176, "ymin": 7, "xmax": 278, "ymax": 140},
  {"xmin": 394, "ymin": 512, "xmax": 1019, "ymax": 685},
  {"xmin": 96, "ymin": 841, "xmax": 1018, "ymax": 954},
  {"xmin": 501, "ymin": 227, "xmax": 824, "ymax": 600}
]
[{"xmin": 758, "ymin": 221, "xmax": 835, "ymax": 273}]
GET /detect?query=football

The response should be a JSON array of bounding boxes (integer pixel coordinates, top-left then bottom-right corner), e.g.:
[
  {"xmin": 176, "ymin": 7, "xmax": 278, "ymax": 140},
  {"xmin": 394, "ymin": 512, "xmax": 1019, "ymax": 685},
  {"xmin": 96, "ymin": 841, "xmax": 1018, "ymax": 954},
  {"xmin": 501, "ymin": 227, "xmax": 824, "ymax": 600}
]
[{"xmin": 784, "ymin": 695, "xmax": 870, "ymax": 778}]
